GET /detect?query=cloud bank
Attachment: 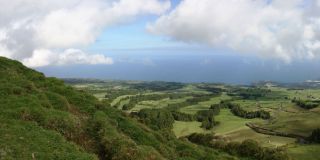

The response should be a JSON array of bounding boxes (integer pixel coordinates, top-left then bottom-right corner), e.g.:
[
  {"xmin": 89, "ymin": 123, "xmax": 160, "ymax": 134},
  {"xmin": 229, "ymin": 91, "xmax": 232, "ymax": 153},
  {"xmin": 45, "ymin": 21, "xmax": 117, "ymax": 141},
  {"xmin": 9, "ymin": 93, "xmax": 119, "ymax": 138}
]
[
  {"xmin": 148, "ymin": 0, "xmax": 320, "ymax": 63},
  {"xmin": 0, "ymin": 0, "xmax": 170, "ymax": 67}
]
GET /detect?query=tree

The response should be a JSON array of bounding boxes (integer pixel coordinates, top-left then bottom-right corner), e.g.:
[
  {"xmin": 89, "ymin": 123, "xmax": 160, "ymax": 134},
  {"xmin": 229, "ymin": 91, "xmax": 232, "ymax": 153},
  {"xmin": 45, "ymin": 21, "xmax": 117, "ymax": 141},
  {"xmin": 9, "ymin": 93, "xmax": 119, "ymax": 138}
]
[{"xmin": 309, "ymin": 128, "xmax": 320, "ymax": 143}]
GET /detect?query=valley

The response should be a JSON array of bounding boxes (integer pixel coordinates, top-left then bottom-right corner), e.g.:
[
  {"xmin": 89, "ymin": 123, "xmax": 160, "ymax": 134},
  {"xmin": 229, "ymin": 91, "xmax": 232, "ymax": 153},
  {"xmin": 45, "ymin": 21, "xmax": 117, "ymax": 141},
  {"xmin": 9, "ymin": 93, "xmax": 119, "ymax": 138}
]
[{"xmin": 66, "ymin": 79, "xmax": 320, "ymax": 160}]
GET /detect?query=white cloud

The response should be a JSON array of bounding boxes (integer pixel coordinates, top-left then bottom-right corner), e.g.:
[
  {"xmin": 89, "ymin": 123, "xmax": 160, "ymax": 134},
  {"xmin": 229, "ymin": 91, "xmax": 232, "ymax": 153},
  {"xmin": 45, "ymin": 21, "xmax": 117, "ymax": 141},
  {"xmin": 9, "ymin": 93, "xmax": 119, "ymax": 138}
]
[
  {"xmin": 148, "ymin": 0, "xmax": 320, "ymax": 63},
  {"xmin": 22, "ymin": 49, "xmax": 113, "ymax": 67},
  {"xmin": 0, "ymin": 0, "xmax": 170, "ymax": 67}
]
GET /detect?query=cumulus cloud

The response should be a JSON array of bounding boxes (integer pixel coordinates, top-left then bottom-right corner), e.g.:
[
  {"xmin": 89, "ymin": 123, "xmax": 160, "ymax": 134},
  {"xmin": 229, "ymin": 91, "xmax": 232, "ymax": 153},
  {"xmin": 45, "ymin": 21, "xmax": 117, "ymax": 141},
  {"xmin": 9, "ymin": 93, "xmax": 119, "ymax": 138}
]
[
  {"xmin": 148, "ymin": 0, "xmax": 320, "ymax": 63},
  {"xmin": 22, "ymin": 49, "xmax": 114, "ymax": 67},
  {"xmin": 0, "ymin": 0, "xmax": 170, "ymax": 67}
]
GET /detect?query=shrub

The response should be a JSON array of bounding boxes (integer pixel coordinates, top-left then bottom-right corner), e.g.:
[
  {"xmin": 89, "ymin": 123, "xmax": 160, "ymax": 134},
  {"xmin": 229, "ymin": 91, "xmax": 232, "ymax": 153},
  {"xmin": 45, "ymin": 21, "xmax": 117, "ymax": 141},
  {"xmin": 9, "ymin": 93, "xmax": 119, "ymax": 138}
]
[
  {"xmin": 309, "ymin": 128, "xmax": 320, "ymax": 143},
  {"xmin": 137, "ymin": 109, "xmax": 175, "ymax": 130},
  {"xmin": 230, "ymin": 105, "xmax": 270, "ymax": 119},
  {"xmin": 171, "ymin": 111, "xmax": 194, "ymax": 121},
  {"xmin": 292, "ymin": 99, "xmax": 319, "ymax": 109},
  {"xmin": 238, "ymin": 139, "xmax": 262, "ymax": 158},
  {"xmin": 196, "ymin": 107, "xmax": 220, "ymax": 130}
]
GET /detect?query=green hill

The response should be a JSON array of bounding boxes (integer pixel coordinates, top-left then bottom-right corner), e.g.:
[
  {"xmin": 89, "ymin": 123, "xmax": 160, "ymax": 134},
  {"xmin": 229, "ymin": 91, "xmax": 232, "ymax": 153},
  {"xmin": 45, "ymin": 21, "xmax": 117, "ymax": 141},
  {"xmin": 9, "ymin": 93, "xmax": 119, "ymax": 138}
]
[{"xmin": 0, "ymin": 57, "xmax": 240, "ymax": 159}]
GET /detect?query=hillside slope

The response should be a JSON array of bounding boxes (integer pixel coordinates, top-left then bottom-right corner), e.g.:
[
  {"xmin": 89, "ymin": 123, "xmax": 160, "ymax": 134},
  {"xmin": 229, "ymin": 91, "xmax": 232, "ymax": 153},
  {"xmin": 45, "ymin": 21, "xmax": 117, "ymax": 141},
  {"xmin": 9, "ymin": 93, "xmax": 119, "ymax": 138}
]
[{"xmin": 0, "ymin": 57, "xmax": 237, "ymax": 160}]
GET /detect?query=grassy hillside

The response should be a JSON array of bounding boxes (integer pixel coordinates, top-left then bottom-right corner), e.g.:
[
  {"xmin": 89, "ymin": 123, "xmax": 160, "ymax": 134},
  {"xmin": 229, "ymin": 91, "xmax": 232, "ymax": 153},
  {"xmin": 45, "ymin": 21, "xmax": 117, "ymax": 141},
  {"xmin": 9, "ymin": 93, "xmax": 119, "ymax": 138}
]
[{"xmin": 0, "ymin": 57, "xmax": 242, "ymax": 160}]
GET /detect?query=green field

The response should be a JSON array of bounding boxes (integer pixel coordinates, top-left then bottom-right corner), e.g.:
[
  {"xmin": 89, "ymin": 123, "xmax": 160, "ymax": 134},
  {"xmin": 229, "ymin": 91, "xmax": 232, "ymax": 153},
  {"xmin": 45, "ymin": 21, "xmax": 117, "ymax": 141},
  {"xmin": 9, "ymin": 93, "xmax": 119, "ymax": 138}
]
[
  {"xmin": 173, "ymin": 121, "xmax": 212, "ymax": 137},
  {"xmin": 180, "ymin": 93, "xmax": 231, "ymax": 114},
  {"xmin": 287, "ymin": 144, "xmax": 320, "ymax": 160},
  {"xmin": 131, "ymin": 96, "xmax": 192, "ymax": 112},
  {"xmin": 214, "ymin": 109, "xmax": 295, "ymax": 147},
  {"xmin": 68, "ymin": 80, "xmax": 320, "ymax": 160}
]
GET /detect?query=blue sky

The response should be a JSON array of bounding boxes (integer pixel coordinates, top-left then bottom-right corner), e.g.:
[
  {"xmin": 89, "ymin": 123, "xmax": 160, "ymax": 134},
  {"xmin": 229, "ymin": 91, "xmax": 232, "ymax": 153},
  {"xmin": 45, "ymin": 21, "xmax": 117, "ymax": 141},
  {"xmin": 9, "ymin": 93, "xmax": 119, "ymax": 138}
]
[
  {"xmin": 86, "ymin": 0, "xmax": 184, "ymax": 52},
  {"xmin": 40, "ymin": 12, "xmax": 320, "ymax": 84},
  {"xmin": 1, "ymin": 0, "xmax": 320, "ymax": 84}
]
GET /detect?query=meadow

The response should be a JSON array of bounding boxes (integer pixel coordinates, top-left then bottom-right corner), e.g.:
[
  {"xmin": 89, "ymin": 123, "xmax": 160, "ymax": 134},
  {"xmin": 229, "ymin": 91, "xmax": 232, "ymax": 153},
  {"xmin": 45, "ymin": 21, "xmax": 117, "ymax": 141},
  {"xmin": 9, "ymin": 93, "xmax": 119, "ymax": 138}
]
[{"xmin": 68, "ymin": 80, "xmax": 320, "ymax": 160}]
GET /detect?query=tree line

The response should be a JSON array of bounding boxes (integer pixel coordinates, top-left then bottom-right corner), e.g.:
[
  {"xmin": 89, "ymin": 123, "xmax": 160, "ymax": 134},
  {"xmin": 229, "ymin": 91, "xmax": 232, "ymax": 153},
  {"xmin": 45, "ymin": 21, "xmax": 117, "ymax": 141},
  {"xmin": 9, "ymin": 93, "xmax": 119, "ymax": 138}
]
[
  {"xmin": 122, "ymin": 94, "xmax": 172, "ymax": 110},
  {"xmin": 292, "ymin": 98, "xmax": 320, "ymax": 109},
  {"xmin": 187, "ymin": 133, "xmax": 290, "ymax": 160},
  {"xmin": 218, "ymin": 101, "xmax": 271, "ymax": 119}
]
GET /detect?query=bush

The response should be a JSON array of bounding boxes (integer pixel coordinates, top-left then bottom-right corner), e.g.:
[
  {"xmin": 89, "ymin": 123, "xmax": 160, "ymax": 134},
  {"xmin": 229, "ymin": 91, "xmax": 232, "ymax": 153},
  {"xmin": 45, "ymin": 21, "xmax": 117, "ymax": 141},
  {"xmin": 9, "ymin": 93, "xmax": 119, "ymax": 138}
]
[
  {"xmin": 187, "ymin": 133, "xmax": 215, "ymax": 146},
  {"xmin": 171, "ymin": 111, "xmax": 194, "ymax": 121},
  {"xmin": 137, "ymin": 109, "xmax": 175, "ymax": 130},
  {"xmin": 292, "ymin": 99, "xmax": 319, "ymax": 109},
  {"xmin": 186, "ymin": 133, "xmax": 290, "ymax": 160},
  {"xmin": 238, "ymin": 139, "xmax": 262, "ymax": 158},
  {"xmin": 309, "ymin": 128, "xmax": 320, "ymax": 143},
  {"xmin": 230, "ymin": 105, "xmax": 270, "ymax": 119},
  {"xmin": 196, "ymin": 106, "xmax": 220, "ymax": 130}
]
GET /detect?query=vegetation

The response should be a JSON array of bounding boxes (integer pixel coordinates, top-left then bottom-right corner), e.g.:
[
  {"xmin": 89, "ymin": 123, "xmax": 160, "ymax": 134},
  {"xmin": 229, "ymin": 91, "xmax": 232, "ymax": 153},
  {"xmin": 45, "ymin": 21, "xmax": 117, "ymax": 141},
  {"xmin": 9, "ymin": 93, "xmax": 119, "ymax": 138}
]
[
  {"xmin": 68, "ymin": 78, "xmax": 320, "ymax": 160},
  {"xmin": 292, "ymin": 99, "xmax": 320, "ymax": 109},
  {"xmin": 166, "ymin": 94, "xmax": 215, "ymax": 110},
  {"xmin": 3, "ymin": 56, "xmax": 320, "ymax": 160},
  {"xmin": 227, "ymin": 87, "xmax": 272, "ymax": 100},
  {"xmin": 215, "ymin": 101, "xmax": 271, "ymax": 119},
  {"xmin": 122, "ymin": 94, "xmax": 170, "ymax": 110},
  {"xmin": 195, "ymin": 104, "xmax": 221, "ymax": 129},
  {"xmin": 104, "ymin": 89, "xmax": 140, "ymax": 101},
  {"xmin": 230, "ymin": 105, "xmax": 271, "ymax": 119},
  {"xmin": 0, "ymin": 57, "xmax": 239, "ymax": 160},
  {"xmin": 309, "ymin": 129, "xmax": 320, "ymax": 143},
  {"xmin": 187, "ymin": 133, "xmax": 290, "ymax": 160},
  {"xmin": 121, "ymin": 93, "xmax": 188, "ymax": 110},
  {"xmin": 171, "ymin": 111, "xmax": 195, "ymax": 121},
  {"xmin": 135, "ymin": 108, "xmax": 175, "ymax": 130},
  {"xmin": 130, "ymin": 81, "xmax": 185, "ymax": 91}
]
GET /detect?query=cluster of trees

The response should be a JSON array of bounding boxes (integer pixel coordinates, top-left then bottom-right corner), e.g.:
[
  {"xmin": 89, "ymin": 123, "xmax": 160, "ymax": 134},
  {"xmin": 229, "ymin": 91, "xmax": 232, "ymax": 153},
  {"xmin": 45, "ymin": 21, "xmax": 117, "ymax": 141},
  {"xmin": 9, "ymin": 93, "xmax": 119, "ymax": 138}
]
[
  {"xmin": 196, "ymin": 85, "xmax": 225, "ymax": 94},
  {"xmin": 228, "ymin": 87, "xmax": 271, "ymax": 100},
  {"xmin": 186, "ymin": 94, "xmax": 214, "ymax": 103},
  {"xmin": 104, "ymin": 89, "xmax": 140, "ymax": 101},
  {"xmin": 171, "ymin": 111, "xmax": 194, "ymax": 121},
  {"xmin": 122, "ymin": 94, "xmax": 171, "ymax": 110},
  {"xmin": 309, "ymin": 128, "xmax": 320, "ymax": 143},
  {"xmin": 121, "ymin": 93, "xmax": 194, "ymax": 110},
  {"xmin": 218, "ymin": 101, "xmax": 270, "ymax": 119},
  {"xmin": 130, "ymin": 81, "xmax": 185, "ymax": 91},
  {"xmin": 168, "ymin": 93, "xmax": 189, "ymax": 99},
  {"xmin": 135, "ymin": 109, "xmax": 200, "ymax": 129},
  {"xmin": 187, "ymin": 133, "xmax": 290, "ymax": 160},
  {"xmin": 292, "ymin": 98, "xmax": 320, "ymax": 109},
  {"xmin": 133, "ymin": 103, "xmax": 222, "ymax": 130},
  {"xmin": 195, "ymin": 104, "xmax": 221, "ymax": 129},
  {"xmin": 135, "ymin": 109, "xmax": 175, "ymax": 130},
  {"xmin": 167, "ymin": 94, "xmax": 214, "ymax": 110},
  {"xmin": 230, "ymin": 105, "xmax": 270, "ymax": 119}
]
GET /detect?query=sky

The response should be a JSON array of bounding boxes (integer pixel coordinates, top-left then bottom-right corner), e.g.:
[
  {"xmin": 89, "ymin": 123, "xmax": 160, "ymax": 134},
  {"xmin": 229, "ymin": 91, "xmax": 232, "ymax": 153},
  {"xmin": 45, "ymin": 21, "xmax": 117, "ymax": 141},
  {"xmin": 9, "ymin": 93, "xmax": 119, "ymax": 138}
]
[{"xmin": 1, "ymin": 0, "xmax": 320, "ymax": 84}]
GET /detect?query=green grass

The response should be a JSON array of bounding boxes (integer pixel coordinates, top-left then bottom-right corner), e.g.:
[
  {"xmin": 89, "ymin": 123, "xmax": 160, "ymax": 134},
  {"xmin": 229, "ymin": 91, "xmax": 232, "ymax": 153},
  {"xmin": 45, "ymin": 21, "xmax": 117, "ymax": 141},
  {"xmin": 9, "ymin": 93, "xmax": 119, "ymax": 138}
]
[
  {"xmin": 178, "ymin": 84, "xmax": 210, "ymax": 94},
  {"xmin": 93, "ymin": 92, "xmax": 108, "ymax": 100},
  {"xmin": 0, "ymin": 119, "xmax": 97, "ymax": 160},
  {"xmin": 0, "ymin": 57, "xmax": 244, "ymax": 160},
  {"xmin": 111, "ymin": 95, "xmax": 131, "ymax": 107},
  {"xmin": 258, "ymin": 111, "xmax": 320, "ymax": 137},
  {"xmin": 130, "ymin": 96, "xmax": 191, "ymax": 112},
  {"xmin": 214, "ymin": 109, "xmax": 295, "ymax": 147},
  {"xmin": 67, "ymin": 76, "xmax": 320, "ymax": 159},
  {"xmin": 173, "ymin": 121, "xmax": 212, "ymax": 138},
  {"xmin": 179, "ymin": 93, "xmax": 231, "ymax": 114},
  {"xmin": 287, "ymin": 144, "xmax": 320, "ymax": 160},
  {"xmin": 214, "ymin": 109, "xmax": 264, "ymax": 134}
]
